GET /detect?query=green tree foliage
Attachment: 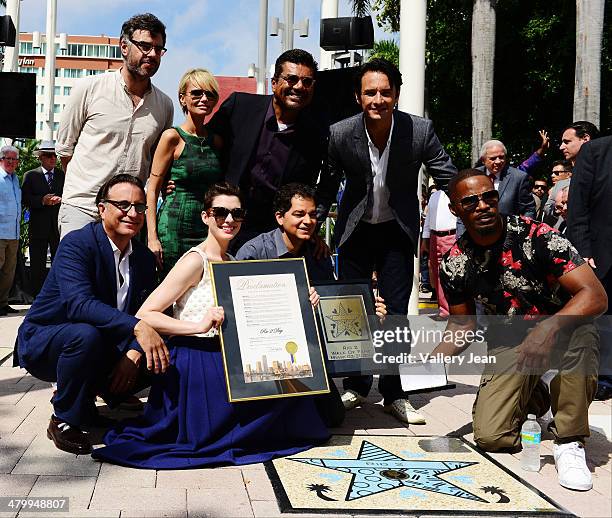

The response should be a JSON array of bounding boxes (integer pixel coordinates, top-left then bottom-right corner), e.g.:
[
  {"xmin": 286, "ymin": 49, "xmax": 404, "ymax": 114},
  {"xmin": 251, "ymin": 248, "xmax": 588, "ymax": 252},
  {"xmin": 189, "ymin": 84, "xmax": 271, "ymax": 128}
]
[
  {"xmin": 355, "ymin": 0, "xmax": 610, "ymax": 171},
  {"xmin": 368, "ymin": 39, "xmax": 399, "ymax": 66}
]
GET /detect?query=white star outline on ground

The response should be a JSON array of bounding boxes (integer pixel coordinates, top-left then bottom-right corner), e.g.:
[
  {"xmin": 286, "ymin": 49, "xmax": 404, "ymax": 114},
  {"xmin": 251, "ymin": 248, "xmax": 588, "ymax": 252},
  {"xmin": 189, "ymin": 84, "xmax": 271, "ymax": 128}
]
[{"xmin": 291, "ymin": 440, "xmax": 488, "ymax": 502}]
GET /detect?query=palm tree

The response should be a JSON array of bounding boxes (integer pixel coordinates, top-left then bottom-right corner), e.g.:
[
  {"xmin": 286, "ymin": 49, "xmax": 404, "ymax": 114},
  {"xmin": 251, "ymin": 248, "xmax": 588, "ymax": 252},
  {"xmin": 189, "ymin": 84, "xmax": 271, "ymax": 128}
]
[
  {"xmin": 573, "ymin": 0, "xmax": 605, "ymax": 127},
  {"xmin": 368, "ymin": 39, "xmax": 399, "ymax": 66},
  {"xmin": 471, "ymin": 0, "xmax": 497, "ymax": 165}
]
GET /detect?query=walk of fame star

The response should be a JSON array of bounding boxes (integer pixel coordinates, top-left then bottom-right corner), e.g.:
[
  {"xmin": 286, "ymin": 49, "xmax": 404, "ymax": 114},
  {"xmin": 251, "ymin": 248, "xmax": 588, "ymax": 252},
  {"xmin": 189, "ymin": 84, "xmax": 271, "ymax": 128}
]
[
  {"xmin": 291, "ymin": 440, "xmax": 488, "ymax": 502},
  {"xmin": 324, "ymin": 302, "xmax": 362, "ymax": 338}
]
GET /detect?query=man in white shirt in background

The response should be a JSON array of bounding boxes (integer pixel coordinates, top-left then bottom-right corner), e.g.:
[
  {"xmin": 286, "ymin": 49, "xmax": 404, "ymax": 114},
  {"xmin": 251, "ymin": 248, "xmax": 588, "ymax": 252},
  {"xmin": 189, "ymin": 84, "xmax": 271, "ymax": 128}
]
[
  {"xmin": 421, "ymin": 188, "xmax": 457, "ymax": 320},
  {"xmin": 55, "ymin": 12, "xmax": 173, "ymax": 238}
]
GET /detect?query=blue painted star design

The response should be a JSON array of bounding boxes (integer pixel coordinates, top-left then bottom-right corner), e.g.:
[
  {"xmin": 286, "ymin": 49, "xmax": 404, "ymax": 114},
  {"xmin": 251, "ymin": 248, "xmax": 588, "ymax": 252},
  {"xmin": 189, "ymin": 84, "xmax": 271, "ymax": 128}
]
[{"xmin": 291, "ymin": 440, "xmax": 487, "ymax": 502}]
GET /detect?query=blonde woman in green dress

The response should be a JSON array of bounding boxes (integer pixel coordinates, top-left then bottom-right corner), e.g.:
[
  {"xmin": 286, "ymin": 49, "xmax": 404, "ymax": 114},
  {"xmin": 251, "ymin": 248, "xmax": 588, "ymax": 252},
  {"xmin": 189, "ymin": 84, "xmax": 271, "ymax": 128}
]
[{"xmin": 147, "ymin": 69, "xmax": 224, "ymax": 277}]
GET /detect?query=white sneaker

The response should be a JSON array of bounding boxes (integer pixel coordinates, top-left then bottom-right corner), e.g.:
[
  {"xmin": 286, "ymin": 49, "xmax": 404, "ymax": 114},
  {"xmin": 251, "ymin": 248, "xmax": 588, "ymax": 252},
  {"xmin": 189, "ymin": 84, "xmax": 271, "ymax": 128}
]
[
  {"xmin": 384, "ymin": 398, "xmax": 426, "ymax": 425},
  {"xmin": 553, "ymin": 442, "xmax": 592, "ymax": 491},
  {"xmin": 340, "ymin": 389, "xmax": 366, "ymax": 410}
]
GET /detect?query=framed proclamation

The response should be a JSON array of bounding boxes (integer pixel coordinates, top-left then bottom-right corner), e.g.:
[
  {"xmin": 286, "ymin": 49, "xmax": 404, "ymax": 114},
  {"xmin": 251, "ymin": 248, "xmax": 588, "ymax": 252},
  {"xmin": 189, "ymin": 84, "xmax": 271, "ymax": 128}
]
[
  {"xmin": 209, "ymin": 258, "xmax": 330, "ymax": 402},
  {"xmin": 312, "ymin": 280, "xmax": 380, "ymax": 377}
]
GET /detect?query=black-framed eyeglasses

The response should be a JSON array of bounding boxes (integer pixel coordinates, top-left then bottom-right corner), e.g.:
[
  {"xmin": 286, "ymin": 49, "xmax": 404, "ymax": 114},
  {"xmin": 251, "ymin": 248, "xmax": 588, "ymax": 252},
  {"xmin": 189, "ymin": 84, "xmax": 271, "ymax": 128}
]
[
  {"xmin": 103, "ymin": 199, "xmax": 147, "ymax": 214},
  {"xmin": 277, "ymin": 74, "xmax": 315, "ymax": 89},
  {"xmin": 533, "ymin": 185, "xmax": 546, "ymax": 190},
  {"xmin": 551, "ymin": 170, "xmax": 571, "ymax": 176},
  {"xmin": 208, "ymin": 206, "xmax": 246, "ymax": 223},
  {"xmin": 129, "ymin": 38, "xmax": 167, "ymax": 56},
  {"xmin": 186, "ymin": 89, "xmax": 218, "ymax": 100},
  {"xmin": 458, "ymin": 189, "xmax": 499, "ymax": 212}
]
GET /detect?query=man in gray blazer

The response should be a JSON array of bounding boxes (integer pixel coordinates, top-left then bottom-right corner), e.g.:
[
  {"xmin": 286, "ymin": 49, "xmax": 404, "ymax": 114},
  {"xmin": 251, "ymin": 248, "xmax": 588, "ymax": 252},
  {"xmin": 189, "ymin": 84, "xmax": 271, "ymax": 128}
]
[
  {"xmin": 477, "ymin": 140, "xmax": 535, "ymax": 219},
  {"xmin": 316, "ymin": 58, "xmax": 456, "ymax": 424}
]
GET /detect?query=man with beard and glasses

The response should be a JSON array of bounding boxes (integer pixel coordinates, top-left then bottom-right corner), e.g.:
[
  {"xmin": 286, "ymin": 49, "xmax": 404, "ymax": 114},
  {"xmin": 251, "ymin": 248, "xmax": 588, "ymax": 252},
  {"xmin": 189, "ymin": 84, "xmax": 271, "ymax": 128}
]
[
  {"xmin": 207, "ymin": 49, "xmax": 327, "ymax": 252},
  {"xmin": 56, "ymin": 13, "xmax": 173, "ymax": 238},
  {"xmin": 431, "ymin": 168, "xmax": 607, "ymax": 492}
]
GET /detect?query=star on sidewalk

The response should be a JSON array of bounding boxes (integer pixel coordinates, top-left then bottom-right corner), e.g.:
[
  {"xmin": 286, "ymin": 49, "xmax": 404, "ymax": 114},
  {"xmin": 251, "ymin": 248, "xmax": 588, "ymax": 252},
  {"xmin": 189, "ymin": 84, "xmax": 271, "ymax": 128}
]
[{"xmin": 291, "ymin": 440, "xmax": 487, "ymax": 502}]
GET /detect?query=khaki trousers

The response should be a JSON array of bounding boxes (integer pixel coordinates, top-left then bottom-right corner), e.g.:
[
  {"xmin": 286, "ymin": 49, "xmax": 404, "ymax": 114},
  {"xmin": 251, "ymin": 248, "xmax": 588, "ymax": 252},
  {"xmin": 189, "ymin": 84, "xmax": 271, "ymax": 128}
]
[
  {"xmin": 473, "ymin": 323, "xmax": 599, "ymax": 452},
  {"xmin": 0, "ymin": 239, "xmax": 19, "ymax": 307}
]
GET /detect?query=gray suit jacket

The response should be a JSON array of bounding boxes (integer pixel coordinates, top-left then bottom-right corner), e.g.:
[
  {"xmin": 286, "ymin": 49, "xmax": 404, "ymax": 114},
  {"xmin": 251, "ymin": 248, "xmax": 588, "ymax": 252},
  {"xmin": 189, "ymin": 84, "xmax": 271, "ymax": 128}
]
[
  {"xmin": 456, "ymin": 165, "xmax": 535, "ymax": 237},
  {"xmin": 478, "ymin": 165, "xmax": 536, "ymax": 218},
  {"xmin": 316, "ymin": 110, "xmax": 456, "ymax": 249}
]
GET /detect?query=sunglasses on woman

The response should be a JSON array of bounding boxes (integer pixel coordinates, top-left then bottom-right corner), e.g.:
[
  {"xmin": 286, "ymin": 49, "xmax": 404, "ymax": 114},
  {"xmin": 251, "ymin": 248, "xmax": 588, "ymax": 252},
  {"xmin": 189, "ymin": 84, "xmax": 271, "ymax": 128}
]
[
  {"xmin": 208, "ymin": 206, "xmax": 246, "ymax": 223},
  {"xmin": 458, "ymin": 189, "xmax": 499, "ymax": 212}
]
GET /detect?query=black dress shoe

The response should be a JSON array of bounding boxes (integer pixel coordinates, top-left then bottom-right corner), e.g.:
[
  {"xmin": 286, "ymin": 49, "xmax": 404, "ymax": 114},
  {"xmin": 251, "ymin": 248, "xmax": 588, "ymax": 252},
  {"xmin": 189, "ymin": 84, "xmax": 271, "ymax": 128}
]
[
  {"xmin": 5, "ymin": 306, "xmax": 19, "ymax": 314},
  {"xmin": 47, "ymin": 415, "xmax": 92, "ymax": 455}
]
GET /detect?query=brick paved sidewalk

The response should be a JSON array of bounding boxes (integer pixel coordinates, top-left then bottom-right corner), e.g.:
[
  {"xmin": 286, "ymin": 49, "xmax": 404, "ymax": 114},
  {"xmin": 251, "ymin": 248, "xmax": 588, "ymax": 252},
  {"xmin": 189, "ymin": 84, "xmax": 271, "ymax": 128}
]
[{"xmin": 1, "ymin": 309, "xmax": 610, "ymax": 518}]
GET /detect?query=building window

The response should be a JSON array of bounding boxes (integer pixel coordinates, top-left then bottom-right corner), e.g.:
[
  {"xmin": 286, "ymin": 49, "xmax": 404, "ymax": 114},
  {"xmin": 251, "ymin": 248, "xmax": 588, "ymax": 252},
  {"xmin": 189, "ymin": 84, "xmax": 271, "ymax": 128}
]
[
  {"xmin": 39, "ymin": 104, "xmax": 44, "ymax": 113},
  {"xmin": 110, "ymin": 45, "xmax": 121, "ymax": 58},
  {"xmin": 54, "ymin": 86, "xmax": 61, "ymax": 96},
  {"xmin": 63, "ymin": 86, "xmax": 71, "ymax": 96},
  {"xmin": 53, "ymin": 104, "xmax": 60, "ymax": 114},
  {"xmin": 61, "ymin": 68, "xmax": 83, "ymax": 78},
  {"xmin": 53, "ymin": 122, "xmax": 59, "ymax": 131},
  {"xmin": 86, "ymin": 69, "xmax": 104, "ymax": 76}
]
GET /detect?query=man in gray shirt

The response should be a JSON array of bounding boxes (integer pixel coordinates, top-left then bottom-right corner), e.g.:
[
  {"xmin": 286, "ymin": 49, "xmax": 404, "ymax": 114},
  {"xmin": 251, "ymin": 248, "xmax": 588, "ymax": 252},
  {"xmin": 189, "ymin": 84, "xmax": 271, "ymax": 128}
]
[{"xmin": 56, "ymin": 13, "xmax": 173, "ymax": 238}]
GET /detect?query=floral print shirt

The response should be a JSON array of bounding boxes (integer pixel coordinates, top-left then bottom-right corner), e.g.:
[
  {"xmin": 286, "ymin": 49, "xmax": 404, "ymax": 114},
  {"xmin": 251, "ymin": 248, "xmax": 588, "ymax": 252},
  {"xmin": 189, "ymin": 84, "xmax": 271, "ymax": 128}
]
[{"xmin": 440, "ymin": 216, "xmax": 584, "ymax": 317}]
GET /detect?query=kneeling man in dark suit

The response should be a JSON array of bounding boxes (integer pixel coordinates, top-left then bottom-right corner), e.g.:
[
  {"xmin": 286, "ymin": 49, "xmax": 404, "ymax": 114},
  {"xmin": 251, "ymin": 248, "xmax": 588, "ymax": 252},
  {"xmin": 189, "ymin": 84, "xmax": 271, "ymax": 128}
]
[{"xmin": 16, "ymin": 174, "xmax": 170, "ymax": 455}]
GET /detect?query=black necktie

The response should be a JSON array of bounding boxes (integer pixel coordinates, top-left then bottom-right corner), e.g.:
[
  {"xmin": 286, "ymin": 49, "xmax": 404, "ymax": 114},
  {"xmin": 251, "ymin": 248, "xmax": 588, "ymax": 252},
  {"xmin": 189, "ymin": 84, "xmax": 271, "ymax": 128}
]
[{"xmin": 47, "ymin": 170, "xmax": 54, "ymax": 189}]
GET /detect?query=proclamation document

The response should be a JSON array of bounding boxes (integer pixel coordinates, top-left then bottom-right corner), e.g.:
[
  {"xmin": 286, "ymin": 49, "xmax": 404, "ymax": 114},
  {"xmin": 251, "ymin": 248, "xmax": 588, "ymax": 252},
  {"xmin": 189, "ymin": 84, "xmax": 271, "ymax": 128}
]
[{"xmin": 230, "ymin": 273, "xmax": 314, "ymax": 383}]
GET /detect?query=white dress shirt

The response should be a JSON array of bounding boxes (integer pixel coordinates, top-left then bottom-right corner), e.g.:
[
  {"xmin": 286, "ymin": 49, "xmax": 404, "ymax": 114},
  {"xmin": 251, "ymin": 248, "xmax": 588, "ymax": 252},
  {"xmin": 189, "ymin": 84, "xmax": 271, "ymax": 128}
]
[
  {"xmin": 422, "ymin": 190, "xmax": 456, "ymax": 238},
  {"xmin": 363, "ymin": 118, "xmax": 395, "ymax": 224},
  {"xmin": 486, "ymin": 169, "xmax": 500, "ymax": 190},
  {"xmin": 107, "ymin": 237, "xmax": 133, "ymax": 311}
]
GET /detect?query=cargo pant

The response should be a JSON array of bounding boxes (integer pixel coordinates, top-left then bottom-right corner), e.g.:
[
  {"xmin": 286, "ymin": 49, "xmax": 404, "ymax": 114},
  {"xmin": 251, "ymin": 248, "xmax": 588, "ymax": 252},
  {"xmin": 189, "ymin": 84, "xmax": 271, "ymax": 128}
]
[{"xmin": 472, "ymin": 323, "xmax": 599, "ymax": 452}]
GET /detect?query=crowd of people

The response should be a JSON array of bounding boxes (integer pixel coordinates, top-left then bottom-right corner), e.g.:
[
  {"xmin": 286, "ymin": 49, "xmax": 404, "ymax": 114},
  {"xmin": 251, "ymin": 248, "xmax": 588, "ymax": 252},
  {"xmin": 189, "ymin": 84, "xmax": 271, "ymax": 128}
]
[{"xmin": 0, "ymin": 11, "xmax": 609, "ymax": 495}]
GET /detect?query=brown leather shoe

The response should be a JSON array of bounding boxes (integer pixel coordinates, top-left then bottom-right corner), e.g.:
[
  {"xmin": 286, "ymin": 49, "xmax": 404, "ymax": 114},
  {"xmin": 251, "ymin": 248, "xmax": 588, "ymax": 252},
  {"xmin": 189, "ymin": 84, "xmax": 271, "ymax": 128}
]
[{"xmin": 46, "ymin": 415, "xmax": 92, "ymax": 455}]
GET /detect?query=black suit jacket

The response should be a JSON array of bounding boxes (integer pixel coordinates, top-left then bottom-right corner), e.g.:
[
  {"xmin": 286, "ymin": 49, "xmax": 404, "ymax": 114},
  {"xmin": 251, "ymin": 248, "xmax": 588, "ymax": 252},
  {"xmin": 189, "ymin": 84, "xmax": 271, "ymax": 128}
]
[
  {"xmin": 317, "ymin": 111, "xmax": 457, "ymax": 249},
  {"xmin": 567, "ymin": 136, "xmax": 612, "ymax": 279},
  {"xmin": 208, "ymin": 92, "xmax": 327, "ymax": 188},
  {"xmin": 21, "ymin": 166, "xmax": 65, "ymax": 239}
]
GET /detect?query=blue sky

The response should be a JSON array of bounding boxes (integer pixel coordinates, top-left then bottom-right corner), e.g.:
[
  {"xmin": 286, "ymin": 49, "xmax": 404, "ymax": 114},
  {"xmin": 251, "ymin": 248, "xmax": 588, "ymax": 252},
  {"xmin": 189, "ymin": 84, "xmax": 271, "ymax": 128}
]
[{"xmin": 4, "ymin": 0, "xmax": 394, "ymax": 122}]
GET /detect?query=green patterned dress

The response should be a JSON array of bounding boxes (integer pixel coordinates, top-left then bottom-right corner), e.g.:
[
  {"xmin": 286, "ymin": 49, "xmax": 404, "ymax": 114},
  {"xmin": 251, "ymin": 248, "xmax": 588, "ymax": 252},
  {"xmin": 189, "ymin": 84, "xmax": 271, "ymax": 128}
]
[{"xmin": 157, "ymin": 127, "xmax": 223, "ymax": 277}]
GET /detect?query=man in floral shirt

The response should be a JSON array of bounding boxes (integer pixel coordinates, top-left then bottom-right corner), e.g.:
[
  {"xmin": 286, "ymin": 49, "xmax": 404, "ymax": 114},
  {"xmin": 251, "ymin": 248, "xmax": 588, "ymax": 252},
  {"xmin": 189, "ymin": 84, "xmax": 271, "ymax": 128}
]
[{"xmin": 433, "ymin": 168, "xmax": 607, "ymax": 492}]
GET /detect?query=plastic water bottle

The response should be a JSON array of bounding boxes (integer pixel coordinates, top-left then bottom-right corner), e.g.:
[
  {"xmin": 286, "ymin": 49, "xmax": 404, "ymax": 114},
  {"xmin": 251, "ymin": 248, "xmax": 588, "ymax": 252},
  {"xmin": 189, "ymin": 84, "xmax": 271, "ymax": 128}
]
[{"xmin": 520, "ymin": 414, "xmax": 541, "ymax": 471}]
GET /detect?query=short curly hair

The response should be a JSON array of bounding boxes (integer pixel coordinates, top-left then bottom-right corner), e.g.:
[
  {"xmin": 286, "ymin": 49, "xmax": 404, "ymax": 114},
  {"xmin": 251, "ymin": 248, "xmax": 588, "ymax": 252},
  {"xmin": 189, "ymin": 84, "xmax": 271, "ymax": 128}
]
[{"xmin": 120, "ymin": 13, "xmax": 166, "ymax": 46}]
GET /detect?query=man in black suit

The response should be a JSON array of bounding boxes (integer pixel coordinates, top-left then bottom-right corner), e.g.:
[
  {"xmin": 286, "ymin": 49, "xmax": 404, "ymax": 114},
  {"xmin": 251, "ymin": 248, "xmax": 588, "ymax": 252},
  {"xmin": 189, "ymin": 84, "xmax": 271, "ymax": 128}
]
[
  {"xmin": 21, "ymin": 141, "xmax": 65, "ymax": 296},
  {"xmin": 316, "ymin": 58, "xmax": 457, "ymax": 424},
  {"xmin": 567, "ymin": 135, "xmax": 612, "ymax": 401},
  {"xmin": 208, "ymin": 49, "xmax": 327, "ymax": 251}
]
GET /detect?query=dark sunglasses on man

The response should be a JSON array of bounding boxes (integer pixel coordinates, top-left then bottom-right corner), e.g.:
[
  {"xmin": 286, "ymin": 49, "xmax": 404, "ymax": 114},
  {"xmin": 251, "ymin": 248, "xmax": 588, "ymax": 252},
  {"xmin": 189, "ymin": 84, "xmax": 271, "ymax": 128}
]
[
  {"xmin": 208, "ymin": 207, "xmax": 247, "ymax": 224},
  {"xmin": 103, "ymin": 199, "xmax": 147, "ymax": 214},
  {"xmin": 278, "ymin": 74, "xmax": 315, "ymax": 89},
  {"xmin": 458, "ymin": 189, "xmax": 499, "ymax": 212}
]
